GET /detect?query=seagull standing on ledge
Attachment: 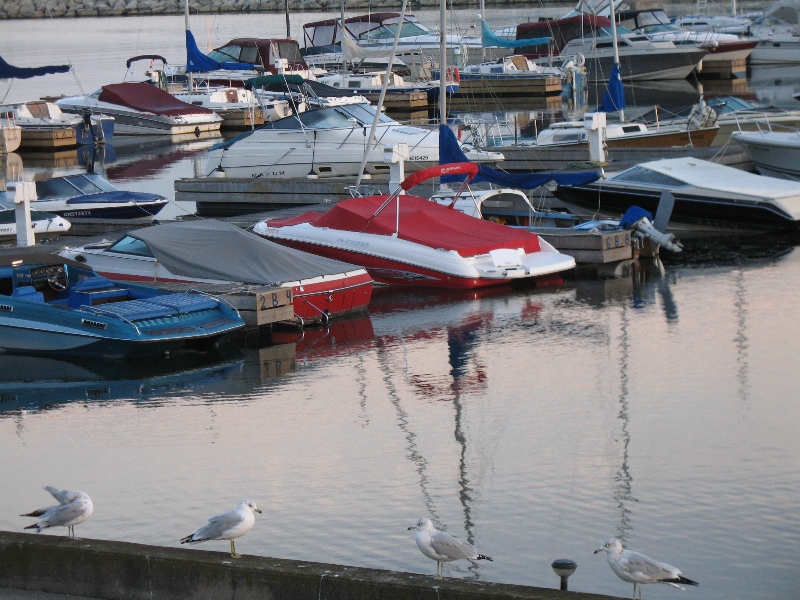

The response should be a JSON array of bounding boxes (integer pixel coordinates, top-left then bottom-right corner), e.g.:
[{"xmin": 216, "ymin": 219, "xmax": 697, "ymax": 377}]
[
  {"xmin": 408, "ymin": 517, "xmax": 493, "ymax": 579},
  {"xmin": 180, "ymin": 498, "xmax": 261, "ymax": 558},
  {"xmin": 21, "ymin": 486, "xmax": 93, "ymax": 539},
  {"xmin": 595, "ymin": 537, "xmax": 699, "ymax": 600}
]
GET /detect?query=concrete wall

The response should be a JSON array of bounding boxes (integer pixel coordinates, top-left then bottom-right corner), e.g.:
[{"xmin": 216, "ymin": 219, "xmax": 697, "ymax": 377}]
[
  {"xmin": 0, "ymin": 0, "xmax": 561, "ymax": 20},
  {"xmin": 0, "ymin": 532, "xmax": 619, "ymax": 600}
]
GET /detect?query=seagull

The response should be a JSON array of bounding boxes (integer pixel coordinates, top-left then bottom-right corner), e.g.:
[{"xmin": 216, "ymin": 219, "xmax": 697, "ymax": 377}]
[
  {"xmin": 594, "ymin": 537, "xmax": 699, "ymax": 600},
  {"xmin": 180, "ymin": 498, "xmax": 261, "ymax": 558},
  {"xmin": 21, "ymin": 486, "xmax": 93, "ymax": 539},
  {"xmin": 408, "ymin": 517, "xmax": 493, "ymax": 579}
]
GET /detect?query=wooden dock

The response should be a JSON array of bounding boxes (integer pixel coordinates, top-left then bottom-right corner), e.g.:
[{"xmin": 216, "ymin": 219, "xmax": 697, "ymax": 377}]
[
  {"xmin": 453, "ymin": 76, "xmax": 563, "ymax": 99},
  {"xmin": 363, "ymin": 91, "xmax": 428, "ymax": 110},
  {"xmin": 697, "ymin": 58, "xmax": 747, "ymax": 80},
  {"xmin": 219, "ymin": 108, "xmax": 265, "ymax": 130}
]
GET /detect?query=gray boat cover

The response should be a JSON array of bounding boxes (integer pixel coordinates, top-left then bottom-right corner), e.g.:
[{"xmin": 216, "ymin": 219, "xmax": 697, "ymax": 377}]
[{"xmin": 129, "ymin": 219, "xmax": 362, "ymax": 285}]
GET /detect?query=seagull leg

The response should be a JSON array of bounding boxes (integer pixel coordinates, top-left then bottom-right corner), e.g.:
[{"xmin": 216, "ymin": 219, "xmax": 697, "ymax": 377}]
[
  {"xmin": 435, "ymin": 561, "xmax": 443, "ymax": 579},
  {"xmin": 230, "ymin": 540, "xmax": 241, "ymax": 559}
]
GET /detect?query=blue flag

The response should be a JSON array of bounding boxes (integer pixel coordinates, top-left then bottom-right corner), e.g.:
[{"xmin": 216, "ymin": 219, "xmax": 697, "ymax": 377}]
[{"xmin": 600, "ymin": 62, "xmax": 625, "ymax": 113}]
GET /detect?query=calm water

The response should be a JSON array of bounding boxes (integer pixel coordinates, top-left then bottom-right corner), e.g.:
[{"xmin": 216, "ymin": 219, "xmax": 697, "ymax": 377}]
[{"xmin": 2, "ymin": 8, "xmax": 800, "ymax": 600}]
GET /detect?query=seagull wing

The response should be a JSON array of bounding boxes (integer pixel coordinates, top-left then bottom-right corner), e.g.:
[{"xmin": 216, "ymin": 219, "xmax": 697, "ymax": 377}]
[
  {"xmin": 184, "ymin": 509, "xmax": 244, "ymax": 542},
  {"xmin": 21, "ymin": 504, "xmax": 60, "ymax": 518},
  {"xmin": 38, "ymin": 500, "xmax": 91, "ymax": 528},
  {"xmin": 429, "ymin": 530, "xmax": 479, "ymax": 561},
  {"xmin": 44, "ymin": 486, "xmax": 78, "ymax": 505},
  {"xmin": 622, "ymin": 550, "xmax": 684, "ymax": 584}
]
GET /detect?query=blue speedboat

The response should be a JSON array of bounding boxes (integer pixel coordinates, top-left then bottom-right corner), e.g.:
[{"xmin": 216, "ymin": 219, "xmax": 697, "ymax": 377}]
[{"xmin": 0, "ymin": 255, "xmax": 245, "ymax": 359}]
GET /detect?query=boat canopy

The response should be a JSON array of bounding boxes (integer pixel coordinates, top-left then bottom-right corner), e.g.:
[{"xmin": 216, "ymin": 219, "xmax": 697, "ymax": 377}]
[
  {"xmin": 481, "ymin": 20, "xmax": 549, "ymax": 49},
  {"xmin": 98, "ymin": 83, "xmax": 216, "ymax": 116},
  {"xmin": 624, "ymin": 158, "xmax": 800, "ymax": 200},
  {"xmin": 273, "ymin": 195, "xmax": 542, "ymax": 258},
  {"xmin": 128, "ymin": 220, "xmax": 363, "ymax": 284},
  {"xmin": 516, "ymin": 15, "xmax": 612, "ymax": 55},
  {"xmin": 302, "ymin": 12, "xmax": 420, "ymax": 49},
  {"xmin": 207, "ymin": 38, "xmax": 308, "ymax": 73},
  {"xmin": 0, "ymin": 55, "xmax": 70, "ymax": 80}
]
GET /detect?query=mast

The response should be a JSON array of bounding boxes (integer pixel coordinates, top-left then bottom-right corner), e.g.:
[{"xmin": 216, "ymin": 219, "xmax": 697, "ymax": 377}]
[
  {"xmin": 184, "ymin": 0, "xmax": 193, "ymax": 91},
  {"xmin": 285, "ymin": 0, "xmax": 291, "ymax": 38},
  {"xmin": 439, "ymin": 0, "xmax": 447, "ymax": 124},
  {"xmin": 340, "ymin": 0, "xmax": 346, "ymax": 43},
  {"xmin": 608, "ymin": 0, "xmax": 624, "ymax": 121}
]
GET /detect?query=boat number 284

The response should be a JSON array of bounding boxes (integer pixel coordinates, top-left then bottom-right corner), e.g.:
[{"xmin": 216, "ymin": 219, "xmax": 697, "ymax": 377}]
[{"xmin": 606, "ymin": 233, "xmax": 631, "ymax": 249}]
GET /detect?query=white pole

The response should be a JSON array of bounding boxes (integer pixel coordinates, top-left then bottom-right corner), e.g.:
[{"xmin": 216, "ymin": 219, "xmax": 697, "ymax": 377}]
[
  {"xmin": 439, "ymin": 0, "xmax": 447, "ymax": 124},
  {"xmin": 185, "ymin": 0, "xmax": 193, "ymax": 91},
  {"xmin": 607, "ymin": 0, "xmax": 624, "ymax": 122},
  {"xmin": 354, "ymin": 0, "xmax": 409, "ymax": 188}
]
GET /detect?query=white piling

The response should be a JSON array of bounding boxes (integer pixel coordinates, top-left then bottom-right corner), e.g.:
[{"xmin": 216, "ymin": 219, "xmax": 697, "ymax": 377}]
[
  {"xmin": 14, "ymin": 181, "xmax": 37, "ymax": 247},
  {"xmin": 384, "ymin": 143, "xmax": 409, "ymax": 194}
]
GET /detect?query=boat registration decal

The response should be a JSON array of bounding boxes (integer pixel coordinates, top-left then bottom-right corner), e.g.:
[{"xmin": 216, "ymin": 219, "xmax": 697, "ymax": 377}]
[
  {"xmin": 81, "ymin": 318, "xmax": 108, "ymax": 330},
  {"xmin": 63, "ymin": 211, "xmax": 92, "ymax": 217},
  {"xmin": 337, "ymin": 237, "xmax": 369, "ymax": 248}
]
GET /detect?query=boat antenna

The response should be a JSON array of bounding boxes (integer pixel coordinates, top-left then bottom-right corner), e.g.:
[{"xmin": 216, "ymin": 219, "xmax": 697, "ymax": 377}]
[{"xmin": 354, "ymin": 0, "xmax": 409, "ymax": 188}]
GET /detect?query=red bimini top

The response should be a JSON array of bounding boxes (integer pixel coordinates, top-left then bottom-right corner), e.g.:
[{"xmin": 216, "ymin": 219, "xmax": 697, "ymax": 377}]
[
  {"xmin": 268, "ymin": 194, "xmax": 541, "ymax": 258},
  {"xmin": 98, "ymin": 82, "xmax": 215, "ymax": 117}
]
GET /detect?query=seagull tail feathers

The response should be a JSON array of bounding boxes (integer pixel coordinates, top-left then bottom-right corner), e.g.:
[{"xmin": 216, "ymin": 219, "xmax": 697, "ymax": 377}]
[
  {"xmin": 20, "ymin": 510, "xmax": 47, "ymax": 518},
  {"xmin": 23, "ymin": 523, "xmax": 40, "ymax": 532},
  {"xmin": 476, "ymin": 554, "xmax": 493, "ymax": 562},
  {"xmin": 677, "ymin": 576, "xmax": 699, "ymax": 587}
]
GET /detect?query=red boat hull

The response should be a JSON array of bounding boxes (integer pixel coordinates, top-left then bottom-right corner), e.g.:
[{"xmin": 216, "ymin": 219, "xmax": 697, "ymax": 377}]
[
  {"xmin": 265, "ymin": 239, "xmax": 516, "ymax": 290},
  {"xmin": 95, "ymin": 270, "xmax": 373, "ymax": 322}
]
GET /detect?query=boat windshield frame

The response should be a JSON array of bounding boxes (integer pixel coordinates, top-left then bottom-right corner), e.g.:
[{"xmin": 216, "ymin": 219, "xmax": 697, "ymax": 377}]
[
  {"xmin": 359, "ymin": 21, "xmax": 433, "ymax": 40},
  {"xmin": 609, "ymin": 165, "xmax": 690, "ymax": 188},
  {"xmin": 106, "ymin": 235, "xmax": 156, "ymax": 258},
  {"xmin": 264, "ymin": 104, "xmax": 395, "ymax": 131}
]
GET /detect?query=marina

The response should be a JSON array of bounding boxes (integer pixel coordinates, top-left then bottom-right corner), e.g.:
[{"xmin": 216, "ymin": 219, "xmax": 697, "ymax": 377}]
[{"xmin": 2, "ymin": 4, "xmax": 800, "ymax": 600}]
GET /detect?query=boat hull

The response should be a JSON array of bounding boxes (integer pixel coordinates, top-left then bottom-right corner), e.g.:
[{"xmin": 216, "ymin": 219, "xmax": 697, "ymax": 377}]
[
  {"xmin": 732, "ymin": 133, "xmax": 800, "ymax": 181},
  {"xmin": 554, "ymin": 184, "xmax": 800, "ymax": 232}
]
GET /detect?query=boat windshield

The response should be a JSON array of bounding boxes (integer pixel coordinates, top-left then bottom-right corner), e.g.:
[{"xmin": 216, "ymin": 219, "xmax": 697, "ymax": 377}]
[
  {"xmin": 611, "ymin": 166, "xmax": 687, "ymax": 187},
  {"xmin": 266, "ymin": 104, "xmax": 394, "ymax": 130},
  {"xmin": 209, "ymin": 44, "xmax": 260, "ymax": 64},
  {"xmin": 359, "ymin": 22, "xmax": 432, "ymax": 40},
  {"xmin": 69, "ymin": 174, "xmax": 118, "ymax": 194},
  {"xmin": 107, "ymin": 236, "xmax": 155, "ymax": 257},
  {"xmin": 707, "ymin": 96, "xmax": 756, "ymax": 113},
  {"xmin": 640, "ymin": 23, "xmax": 683, "ymax": 34},
  {"xmin": 598, "ymin": 25, "xmax": 635, "ymax": 37},
  {"xmin": 35, "ymin": 178, "xmax": 82, "ymax": 199}
]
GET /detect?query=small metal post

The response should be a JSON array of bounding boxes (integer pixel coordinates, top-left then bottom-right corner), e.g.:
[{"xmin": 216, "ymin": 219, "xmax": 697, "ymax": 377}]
[{"xmin": 551, "ymin": 559, "xmax": 577, "ymax": 591}]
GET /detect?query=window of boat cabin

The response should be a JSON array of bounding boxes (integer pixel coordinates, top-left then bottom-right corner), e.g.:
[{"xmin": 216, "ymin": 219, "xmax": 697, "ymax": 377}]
[
  {"xmin": 107, "ymin": 236, "xmax": 155, "ymax": 257},
  {"xmin": 35, "ymin": 178, "xmax": 83, "ymax": 199},
  {"xmin": 64, "ymin": 175, "xmax": 111, "ymax": 195},
  {"xmin": 360, "ymin": 22, "xmax": 430, "ymax": 40},
  {"xmin": 272, "ymin": 41, "xmax": 304, "ymax": 65},
  {"xmin": 612, "ymin": 166, "xmax": 686, "ymax": 187}
]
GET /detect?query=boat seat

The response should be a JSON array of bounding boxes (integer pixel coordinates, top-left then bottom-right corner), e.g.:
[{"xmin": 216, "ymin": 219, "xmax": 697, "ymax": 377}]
[
  {"xmin": 11, "ymin": 286, "xmax": 45, "ymax": 303},
  {"xmin": 69, "ymin": 276, "xmax": 130, "ymax": 308},
  {"xmin": 86, "ymin": 299, "xmax": 177, "ymax": 322},
  {"xmin": 144, "ymin": 293, "xmax": 219, "ymax": 314},
  {"xmin": 489, "ymin": 248, "xmax": 524, "ymax": 268}
]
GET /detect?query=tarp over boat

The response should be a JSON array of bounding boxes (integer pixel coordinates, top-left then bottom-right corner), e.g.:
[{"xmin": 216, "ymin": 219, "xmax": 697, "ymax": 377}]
[
  {"xmin": 128, "ymin": 220, "xmax": 364, "ymax": 284},
  {"xmin": 269, "ymin": 195, "xmax": 542, "ymax": 257},
  {"xmin": 98, "ymin": 82, "xmax": 216, "ymax": 116}
]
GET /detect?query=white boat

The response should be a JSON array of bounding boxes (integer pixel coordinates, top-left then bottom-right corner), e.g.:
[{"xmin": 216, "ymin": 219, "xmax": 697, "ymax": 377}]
[
  {"xmin": 0, "ymin": 100, "xmax": 114, "ymax": 148},
  {"xmin": 205, "ymin": 102, "xmax": 503, "ymax": 179},
  {"xmin": 459, "ymin": 55, "xmax": 567, "ymax": 80},
  {"xmin": 746, "ymin": 17, "xmax": 800, "ymax": 64},
  {"xmin": 0, "ymin": 209, "xmax": 71, "ymax": 242},
  {"xmin": 252, "ymin": 163, "xmax": 576, "ymax": 289},
  {"xmin": 732, "ymin": 129, "xmax": 800, "ymax": 180},
  {"xmin": 498, "ymin": 15, "xmax": 707, "ymax": 81},
  {"xmin": 615, "ymin": 8, "xmax": 757, "ymax": 63},
  {"xmin": 171, "ymin": 85, "xmax": 267, "ymax": 128},
  {"xmin": 56, "ymin": 82, "xmax": 222, "ymax": 136},
  {"xmin": 314, "ymin": 70, "xmax": 457, "ymax": 102}
]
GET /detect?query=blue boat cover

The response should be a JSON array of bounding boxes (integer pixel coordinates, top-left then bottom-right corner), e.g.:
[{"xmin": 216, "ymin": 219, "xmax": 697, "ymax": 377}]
[
  {"xmin": 0, "ymin": 55, "xmax": 70, "ymax": 80},
  {"xmin": 618, "ymin": 205, "xmax": 652, "ymax": 228},
  {"xmin": 145, "ymin": 293, "xmax": 218, "ymax": 314},
  {"xmin": 65, "ymin": 191, "xmax": 166, "ymax": 205},
  {"xmin": 481, "ymin": 21, "xmax": 549, "ymax": 49},
  {"xmin": 600, "ymin": 62, "xmax": 625, "ymax": 113},
  {"xmin": 438, "ymin": 125, "xmax": 601, "ymax": 188},
  {"xmin": 185, "ymin": 30, "xmax": 257, "ymax": 72}
]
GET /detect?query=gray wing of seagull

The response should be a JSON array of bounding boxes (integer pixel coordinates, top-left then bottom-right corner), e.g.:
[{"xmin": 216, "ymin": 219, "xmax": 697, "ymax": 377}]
[
  {"xmin": 429, "ymin": 530, "xmax": 480, "ymax": 561},
  {"xmin": 184, "ymin": 510, "xmax": 245, "ymax": 542},
  {"xmin": 31, "ymin": 500, "xmax": 91, "ymax": 529},
  {"xmin": 619, "ymin": 550, "xmax": 691, "ymax": 585},
  {"xmin": 44, "ymin": 486, "xmax": 79, "ymax": 505}
]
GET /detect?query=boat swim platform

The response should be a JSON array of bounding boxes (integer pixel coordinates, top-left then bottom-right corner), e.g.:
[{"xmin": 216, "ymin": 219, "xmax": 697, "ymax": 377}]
[{"xmin": 0, "ymin": 531, "xmax": 621, "ymax": 600}]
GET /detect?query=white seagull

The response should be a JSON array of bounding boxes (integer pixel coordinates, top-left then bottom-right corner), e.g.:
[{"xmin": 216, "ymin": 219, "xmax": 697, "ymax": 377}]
[
  {"xmin": 180, "ymin": 498, "xmax": 261, "ymax": 558},
  {"xmin": 595, "ymin": 537, "xmax": 699, "ymax": 600},
  {"xmin": 21, "ymin": 486, "xmax": 93, "ymax": 539},
  {"xmin": 408, "ymin": 517, "xmax": 493, "ymax": 579}
]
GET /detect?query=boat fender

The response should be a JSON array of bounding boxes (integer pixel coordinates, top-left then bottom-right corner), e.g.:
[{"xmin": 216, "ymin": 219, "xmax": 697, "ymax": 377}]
[{"xmin": 446, "ymin": 65, "xmax": 461, "ymax": 84}]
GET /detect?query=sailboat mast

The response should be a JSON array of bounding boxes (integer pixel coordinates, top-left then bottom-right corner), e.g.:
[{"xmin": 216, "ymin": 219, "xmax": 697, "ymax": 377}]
[
  {"xmin": 439, "ymin": 0, "xmax": 447, "ymax": 124},
  {"xmin": 285, "ymin": 0, "xmax": 291, "ymax": 38},
  {"xmin": 184, "ymin": 0, "xmax": 193, "ymax": 90},
  {"xmin": 608, "ymin": 0, "xmax": 624, "ymax": 121}
]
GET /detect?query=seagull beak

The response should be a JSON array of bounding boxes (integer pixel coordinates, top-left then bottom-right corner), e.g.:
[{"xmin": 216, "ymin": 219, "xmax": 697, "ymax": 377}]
[
  {"xmin": 594, "ymin": 549, "xmax": 602, "ymax": 554},
  {"xmin": 407, "ymin": 526, "xmax": 414, "ymax": 530},
  {"xmin": 255, "ymin": 508, "xmax": 262, "ymax": 514}
]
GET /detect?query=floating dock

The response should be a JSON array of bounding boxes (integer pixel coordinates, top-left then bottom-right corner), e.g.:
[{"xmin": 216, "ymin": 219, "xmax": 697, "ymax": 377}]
[
  {"xmin": 0, "ymin": 531, "xmax": 620, "ymax": 600},
  {"xmin": 454, "ymin": 76, "xmax": 563, "ymax": 99}
]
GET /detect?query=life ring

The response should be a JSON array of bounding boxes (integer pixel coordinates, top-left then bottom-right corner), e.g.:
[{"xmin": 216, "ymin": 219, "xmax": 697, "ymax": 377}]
[
  {"xmin": 575, "ymin": 53, "xmax": 585, "ymax": 69},
  {"xmin": 446, "ymin": 65, "xmax": 461, "ymax": 84}
]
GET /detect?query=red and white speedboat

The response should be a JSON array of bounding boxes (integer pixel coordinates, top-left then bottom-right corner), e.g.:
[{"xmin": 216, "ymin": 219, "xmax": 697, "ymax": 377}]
[
  {"xmin": 253, "ymin": 164, "xmax": 576, "ymax": 290},
  {"xmin": 59, "ymin": 220, "xmax": 373, "ymax": 324}
]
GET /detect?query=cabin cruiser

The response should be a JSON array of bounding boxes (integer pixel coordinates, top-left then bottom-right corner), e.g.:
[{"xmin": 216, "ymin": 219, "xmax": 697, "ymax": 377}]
[
  {"xmin": 56, "ymin": 82, "xmax": 222, "ymax": 136},
  {"xmin": 205, "ymin": 103, "xmax": 503, "ymax": 179},
  {"xmin": 0, "ymin": 256, "xmax": 244, "ymax": 359},
  {"xmin": 504, "ymin": 15, "xmax": 707, "ymax": 81},
  {"xmin": 0, "ymin": 209, "xmax": 71, "ymax": 242},
  {"xmin": 59, "ymin": 220, "xmax": 374, "ymax": 324},
  {"xmin": 253, "ymin": 163, "xmax": 576, "ymax": 289},
  {"xmin": 553, "ymin": 156, "xmax": 800, "ymax": 231},
  {"xmin": 1, "ymin": 173, "xmax": 168, "ymax": 228},
  {"xmin": 459, "ymin": 55, "xmax": 567, "ymax": 81}
]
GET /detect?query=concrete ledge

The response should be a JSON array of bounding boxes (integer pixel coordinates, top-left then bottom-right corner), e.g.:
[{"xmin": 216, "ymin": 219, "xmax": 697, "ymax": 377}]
[{"xmin": 0, "ymin": 532, "xmax": 618, "ymax": 600}]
